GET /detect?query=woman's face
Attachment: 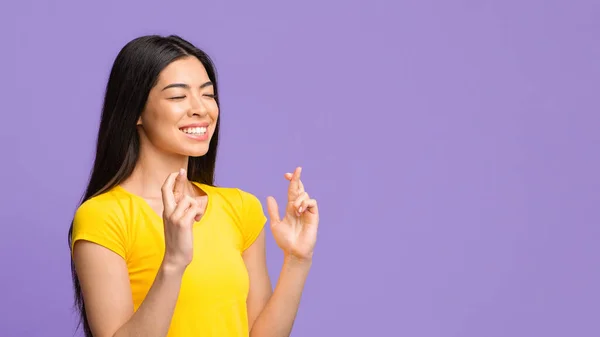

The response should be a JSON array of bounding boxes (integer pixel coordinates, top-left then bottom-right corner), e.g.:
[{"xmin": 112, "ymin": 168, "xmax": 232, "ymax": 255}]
[{"xmin": 138, "ymin": 56, "xmax": 219, "ymax": 158}]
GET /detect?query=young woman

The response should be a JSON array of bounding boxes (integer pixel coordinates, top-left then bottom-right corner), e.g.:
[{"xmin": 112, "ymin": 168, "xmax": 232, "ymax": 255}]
[{"xmin": 68, "ymin": 35, "xmax": 319, "ymax": 337}]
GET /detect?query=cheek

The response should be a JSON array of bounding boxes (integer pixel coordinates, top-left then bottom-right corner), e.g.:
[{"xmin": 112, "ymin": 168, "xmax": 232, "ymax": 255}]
[
  {"xmin": 210, "ymin": 102, "xmax": 219, "ymax": 121},
  {"xmin": 142, "ymin": 104, "xmax": 184, "ymax": 135}
]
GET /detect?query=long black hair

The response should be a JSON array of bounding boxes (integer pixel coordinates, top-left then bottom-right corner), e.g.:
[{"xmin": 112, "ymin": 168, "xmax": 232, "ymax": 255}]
[{"xmin": 68, "ymin": 35, "xmax": 220, "ymax": 337}]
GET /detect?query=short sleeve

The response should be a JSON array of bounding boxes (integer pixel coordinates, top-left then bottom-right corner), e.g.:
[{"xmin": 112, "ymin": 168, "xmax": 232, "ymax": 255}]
[
  {"xmin": 71, "ymin": 197, "xmax": 128, "ymax": 260},
  {"xmin": 238, "ymin": 189, "xmax": 267, "ymax": 251}
]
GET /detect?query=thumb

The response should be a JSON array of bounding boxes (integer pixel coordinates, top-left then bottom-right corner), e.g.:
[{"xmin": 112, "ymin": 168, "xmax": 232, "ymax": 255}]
[{"xmin": 266, "ymin": 196, "xmax": 281, "ymax": 225}]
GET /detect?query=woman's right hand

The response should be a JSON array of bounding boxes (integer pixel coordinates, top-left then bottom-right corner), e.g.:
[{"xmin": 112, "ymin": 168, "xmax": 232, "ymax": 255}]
[{"xmin": 160, "ymin": 169, "xmax": 207, "ymax": 272}]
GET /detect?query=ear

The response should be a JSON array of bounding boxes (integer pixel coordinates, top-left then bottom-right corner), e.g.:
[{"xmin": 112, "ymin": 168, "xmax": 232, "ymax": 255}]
[{"xmin": 136, "ymin": 116, "xmax": 142, "ymax": 126}]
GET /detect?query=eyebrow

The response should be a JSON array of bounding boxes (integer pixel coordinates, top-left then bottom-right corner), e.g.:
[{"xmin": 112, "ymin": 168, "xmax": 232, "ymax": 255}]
[{"xmin": 161, "ymin": 81, "xmax": 213, "ymax": 91}]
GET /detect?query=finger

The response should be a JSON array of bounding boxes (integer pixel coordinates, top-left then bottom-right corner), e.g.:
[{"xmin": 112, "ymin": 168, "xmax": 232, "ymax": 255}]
[
  {"xmin": 182, "ymin": 203, "xmax": 202, "ymax": 224},
  {"xmin": 293, "ymin": 192, "xmax": 310, "ymax": 211},
  {"xmin": 287, "ymin": 167, "xmax": 302, "ymax": 198},
  {"xmin": 173, "ymin": 168, "xmax": 187, "ymax": 202},
  {"xmin": 195, "ymin": 195, "xmax": 208, "ymax": 207},
  {"xmin": 302, "ymin": 199, "xmax": 318, "ymax": 214},
  {"xmin": 285, "ymin": 170, "xmax": 304, "ymax": 192},
  {"xmin": 161, "ymin": 172, "xmax": 181, "ymax": 214},
  {"xmin": 266, "ymin": 196, "xmax": 281, "ymax": 225},
  {"xmin": 193, "ymin": 196, "xmax": 208, "ymax": 221},
  {"xmin": 171, "ymin": 195, "xmax": 197, "ymax": 223}
]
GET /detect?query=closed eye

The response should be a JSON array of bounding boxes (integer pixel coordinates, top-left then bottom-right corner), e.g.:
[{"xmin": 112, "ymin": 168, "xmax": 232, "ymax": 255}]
[{"xmin": 168, "ymin": 94, "xmax": 215, "ymax": 100}]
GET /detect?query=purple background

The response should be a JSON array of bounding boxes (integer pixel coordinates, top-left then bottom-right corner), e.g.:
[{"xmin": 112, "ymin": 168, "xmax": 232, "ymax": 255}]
[{"xmin": 1, "ymin": 0, "xmax": 599, "ymax": 336}]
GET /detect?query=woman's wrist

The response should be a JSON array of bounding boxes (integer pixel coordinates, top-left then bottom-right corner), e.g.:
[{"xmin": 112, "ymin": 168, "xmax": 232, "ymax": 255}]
[
  {"xmin": 283, "ymin": 253, "xmax": 313, "ymax": 269},
  {"xmin": 159, "ymin": 259, "xmax": 187, "ymax": 278}
]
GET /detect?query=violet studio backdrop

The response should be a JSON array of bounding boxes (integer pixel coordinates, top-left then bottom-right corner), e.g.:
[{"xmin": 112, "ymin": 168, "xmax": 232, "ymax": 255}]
[{"xmin": 0, "ymin": 0, "xmax": 599, "ymax": 336}]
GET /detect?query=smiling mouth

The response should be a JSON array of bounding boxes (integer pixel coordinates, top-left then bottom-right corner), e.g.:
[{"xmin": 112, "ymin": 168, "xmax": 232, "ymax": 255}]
[{"xmin": 180, "ymin": 126, "xmax": 207, "ymax": 136}]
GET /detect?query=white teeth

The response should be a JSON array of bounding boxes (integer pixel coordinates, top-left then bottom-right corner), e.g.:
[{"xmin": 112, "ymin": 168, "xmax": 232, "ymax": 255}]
[{"xmin": 181, "ymin": 127, "xmax": 207, "ymax": 135}]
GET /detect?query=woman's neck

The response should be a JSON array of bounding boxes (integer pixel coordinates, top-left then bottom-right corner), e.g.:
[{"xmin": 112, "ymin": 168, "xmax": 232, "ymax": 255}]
[{"xmin": 121, "ymin": 143, "xmax": 189, "ymax": 199}]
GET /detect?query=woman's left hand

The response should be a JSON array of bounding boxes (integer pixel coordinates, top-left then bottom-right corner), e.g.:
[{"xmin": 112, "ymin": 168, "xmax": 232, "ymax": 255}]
[{"xmin": 267, "ymin": 167, "xmax": 319, "ymax": 262}]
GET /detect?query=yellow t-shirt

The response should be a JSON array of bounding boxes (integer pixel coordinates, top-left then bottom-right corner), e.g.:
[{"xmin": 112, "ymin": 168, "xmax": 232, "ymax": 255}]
[{"xmin": 71, "ymin": 182, "xmax": 267, "ymax": 337}]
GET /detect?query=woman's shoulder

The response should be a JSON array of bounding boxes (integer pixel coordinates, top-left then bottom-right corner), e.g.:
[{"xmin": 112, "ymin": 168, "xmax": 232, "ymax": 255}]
[
  {"xmin": 71, "ymin": 187, "xmax": 134, "ymax": 258},
  {"xmin": 74, "ymin": 186, "xmax": 133, "ymax": 220}
]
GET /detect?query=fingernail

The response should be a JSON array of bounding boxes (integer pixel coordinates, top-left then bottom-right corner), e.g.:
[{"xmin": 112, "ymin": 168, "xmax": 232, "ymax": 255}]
[
  {"xmin": 179, "ymin": 168, "xmax": 185, "ymax": 176},
  {"xmin": 298, "ymin": 207, "xmax": 303, "ymax": 213}
]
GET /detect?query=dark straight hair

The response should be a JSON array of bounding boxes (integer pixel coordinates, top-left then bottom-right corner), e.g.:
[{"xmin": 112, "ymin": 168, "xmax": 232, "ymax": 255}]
[{"xmin": 67, "ymin": 35, "xmax": 220, "ymax": 337}]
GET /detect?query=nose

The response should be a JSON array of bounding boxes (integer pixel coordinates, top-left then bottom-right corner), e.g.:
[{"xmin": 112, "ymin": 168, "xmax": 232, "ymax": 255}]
[{"xmin": 188, "ymin": 94, "xmax": 209, "ymax": 117}]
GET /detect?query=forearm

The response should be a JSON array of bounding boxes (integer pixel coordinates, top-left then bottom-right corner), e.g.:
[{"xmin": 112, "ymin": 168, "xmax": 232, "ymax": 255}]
[
  {"xmin": 250, "ymin": 256, "xmax": 312, "ymax": 337},
  {"xmin": 113, "ymin": 263, "xmax": 184, "ymax": 337}
]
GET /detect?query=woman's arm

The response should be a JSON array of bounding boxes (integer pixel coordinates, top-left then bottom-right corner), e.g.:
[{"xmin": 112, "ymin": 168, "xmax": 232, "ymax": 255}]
[
  {"xmin": 74, "ymin": 241, "xmax": 185, "ymax": 337},
  {"xmin": 73, "ymin": 171, "xmax": 205, "ymax": 337},
  {"xmin": 244, "ymin": 167, "xmax": 318, "ymax": 337},
  {"xmin": 243, "ymin": 230, "xmax": 312, "ymax": 337}
]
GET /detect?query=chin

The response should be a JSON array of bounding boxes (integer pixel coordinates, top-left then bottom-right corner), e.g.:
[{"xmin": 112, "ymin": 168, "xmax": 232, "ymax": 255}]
[
  {"xmin": 188, "ymin": 152, "xmax": 209, "ymax": 158},
  {"xmin": 181, "ymin": 145, "xmax": 210, "ymax": 158}
]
